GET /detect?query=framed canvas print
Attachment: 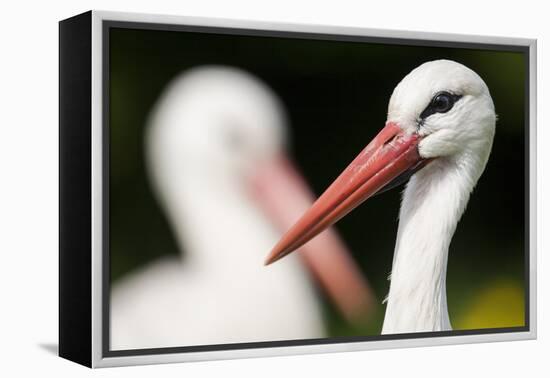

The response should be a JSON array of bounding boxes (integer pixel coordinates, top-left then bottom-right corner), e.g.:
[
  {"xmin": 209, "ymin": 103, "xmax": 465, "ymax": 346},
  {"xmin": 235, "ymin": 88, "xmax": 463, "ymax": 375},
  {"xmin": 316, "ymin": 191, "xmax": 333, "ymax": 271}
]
[{"xmin": 59, "ymin": 10, "xmax": 537, "ymax": 368}]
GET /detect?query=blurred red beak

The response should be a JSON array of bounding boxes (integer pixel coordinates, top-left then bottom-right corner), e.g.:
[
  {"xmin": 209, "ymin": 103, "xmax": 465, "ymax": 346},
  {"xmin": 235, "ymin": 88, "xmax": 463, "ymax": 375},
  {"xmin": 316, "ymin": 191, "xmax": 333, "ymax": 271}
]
[
  {"xmin": 264, "ymin": 122, "xmax": 425, "ymax": 266},
  {"xmin": 250, "ymin": 154, "xmax": 376, "ymax": 322}
]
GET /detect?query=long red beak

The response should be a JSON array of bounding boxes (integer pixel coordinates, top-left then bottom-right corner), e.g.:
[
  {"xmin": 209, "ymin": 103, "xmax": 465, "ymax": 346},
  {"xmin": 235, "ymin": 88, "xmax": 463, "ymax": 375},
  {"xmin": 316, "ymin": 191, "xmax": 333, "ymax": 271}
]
[
  {"xmin": 265, "ymin": 122, "xmax": 425, "ymax": 266},
  {"xmin": 250, "ymin": 155, "xmax": 376, "ymax": 322}
]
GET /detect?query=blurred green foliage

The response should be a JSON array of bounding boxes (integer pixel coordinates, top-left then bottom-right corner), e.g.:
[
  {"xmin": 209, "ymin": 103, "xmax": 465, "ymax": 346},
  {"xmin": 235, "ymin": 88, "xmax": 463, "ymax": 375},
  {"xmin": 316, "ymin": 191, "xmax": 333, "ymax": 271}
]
[
  {"xmin": 455, "ymin": 278, "xmax": 524, "ymax": 329},
  {"xmin": 109, "ymin": 27, "xmax": 527, "ymax": 337}
]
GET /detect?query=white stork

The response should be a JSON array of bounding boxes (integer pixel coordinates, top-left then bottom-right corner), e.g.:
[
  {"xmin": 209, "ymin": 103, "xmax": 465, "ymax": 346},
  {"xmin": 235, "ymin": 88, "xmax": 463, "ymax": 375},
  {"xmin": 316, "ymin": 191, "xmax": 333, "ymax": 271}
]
[
  {"xmin": 111, "ymin": 66, "xmax": 374, "ymax": 350},
  {"xmin": 266, "ymin": 60, "xmax": 496, "ymax": 334}
]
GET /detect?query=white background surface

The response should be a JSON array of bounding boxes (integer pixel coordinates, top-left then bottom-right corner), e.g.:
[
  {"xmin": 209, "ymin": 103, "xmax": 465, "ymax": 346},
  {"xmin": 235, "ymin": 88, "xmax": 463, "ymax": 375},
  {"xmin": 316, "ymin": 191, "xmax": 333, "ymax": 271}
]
[{"xmin": 0, "ymin": 0, "xmax": 546, "ymax": 376}]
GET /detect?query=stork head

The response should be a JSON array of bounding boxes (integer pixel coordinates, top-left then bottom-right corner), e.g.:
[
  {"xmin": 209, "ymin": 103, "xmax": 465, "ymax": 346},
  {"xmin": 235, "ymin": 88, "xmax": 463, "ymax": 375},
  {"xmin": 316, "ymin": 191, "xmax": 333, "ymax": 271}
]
[
  {"xmin": 389, "ymin": 59, "xmax": 496, "ymax": 161},
  {"xmin": 265, "ymin": 59, "xmax": 496, "ymax": 265},
  {"xmin": 147, "ymin": 66, "xmax": 287, "ymax": 189}
]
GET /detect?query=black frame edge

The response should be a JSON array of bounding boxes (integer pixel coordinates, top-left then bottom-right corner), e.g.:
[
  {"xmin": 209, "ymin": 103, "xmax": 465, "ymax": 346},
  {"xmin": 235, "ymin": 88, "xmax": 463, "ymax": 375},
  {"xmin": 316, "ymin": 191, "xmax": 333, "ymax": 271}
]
[{"xmin": 59, "ymin": 10, "xmax": 93, "ymax": 368}]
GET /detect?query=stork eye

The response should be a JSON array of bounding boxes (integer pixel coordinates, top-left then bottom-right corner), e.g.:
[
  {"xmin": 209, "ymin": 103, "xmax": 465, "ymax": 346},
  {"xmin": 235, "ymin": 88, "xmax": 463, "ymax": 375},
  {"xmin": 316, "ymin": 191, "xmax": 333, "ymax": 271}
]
[
  {"xmin": 419, "ymin": 91, "xmax": 462, "ymax": 120},
  {"xmin": 433, "ymin": 93, "xmax": 453, "ymax": 112},
  {"xmin": 226, "ymin": 128, "xmax": 246, "ymax": 151}
]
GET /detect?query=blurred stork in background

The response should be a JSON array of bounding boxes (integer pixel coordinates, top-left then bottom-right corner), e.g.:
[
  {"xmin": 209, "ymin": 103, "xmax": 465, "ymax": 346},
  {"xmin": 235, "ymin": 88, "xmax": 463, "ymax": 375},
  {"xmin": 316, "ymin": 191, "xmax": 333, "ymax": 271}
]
[
  {"xmin": 266, "ymin": 60, "xmax": 496, "ymax": 334},
  {"xmin": 111, "ymin": 66, "xmax": 375, "ymax": 350}
]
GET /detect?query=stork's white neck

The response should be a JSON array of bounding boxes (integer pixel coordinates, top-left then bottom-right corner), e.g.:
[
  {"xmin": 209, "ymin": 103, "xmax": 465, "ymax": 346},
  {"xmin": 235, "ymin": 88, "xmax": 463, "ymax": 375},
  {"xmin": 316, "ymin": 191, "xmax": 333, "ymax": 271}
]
[
  {"xmin": 155, "ymin": 170, "xmax": 277, "ymax": 271},
  {"xmin": 381, "ymin": 155, "xmax": 481, "ymax": 334}
]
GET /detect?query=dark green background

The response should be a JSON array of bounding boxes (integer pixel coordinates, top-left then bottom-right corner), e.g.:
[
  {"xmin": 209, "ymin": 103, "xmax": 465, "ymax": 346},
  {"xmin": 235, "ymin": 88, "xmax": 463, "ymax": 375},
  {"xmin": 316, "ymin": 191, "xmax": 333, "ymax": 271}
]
[{"xmin": 109, "ymin": 27, "xmax": 526, "ymax": 336}]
